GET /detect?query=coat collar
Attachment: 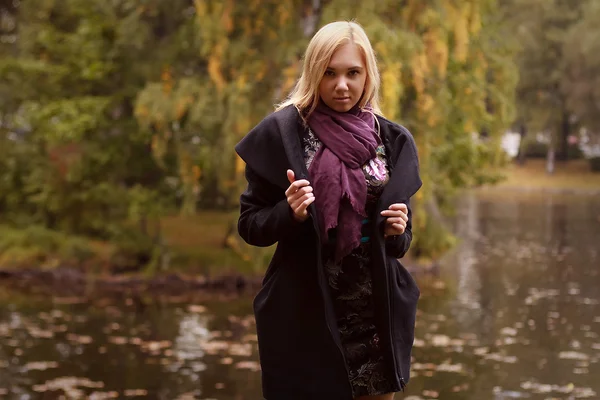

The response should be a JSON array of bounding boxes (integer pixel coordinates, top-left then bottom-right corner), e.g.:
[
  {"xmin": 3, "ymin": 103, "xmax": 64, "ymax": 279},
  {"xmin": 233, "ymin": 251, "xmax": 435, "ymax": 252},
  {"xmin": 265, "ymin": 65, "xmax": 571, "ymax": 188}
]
[
  {"xmin": 237, "ymin": 104, "xmax": 422, "ymax": 210},
  {"xmin": 274, "ymin": 106, "xmax": 311, "ymax": 184},
  {"xmin": 274, "ymin": 107, "xmax": 422, "ymax": 209}
]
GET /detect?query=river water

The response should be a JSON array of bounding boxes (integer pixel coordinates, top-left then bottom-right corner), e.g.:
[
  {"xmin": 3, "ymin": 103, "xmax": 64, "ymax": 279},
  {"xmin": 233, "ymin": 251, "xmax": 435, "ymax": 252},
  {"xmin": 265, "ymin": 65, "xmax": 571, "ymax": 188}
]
[{"xmin": 0, "ymin": 191, "xmax": 598, "ymax": 399}]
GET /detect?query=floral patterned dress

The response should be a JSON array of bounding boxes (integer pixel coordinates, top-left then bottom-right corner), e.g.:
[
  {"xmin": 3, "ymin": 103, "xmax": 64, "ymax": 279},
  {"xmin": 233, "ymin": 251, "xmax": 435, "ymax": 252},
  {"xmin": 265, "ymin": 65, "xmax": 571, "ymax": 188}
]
[{"xmin": 302, "ymin": 127, "xmax": 397, "ymax": 397}]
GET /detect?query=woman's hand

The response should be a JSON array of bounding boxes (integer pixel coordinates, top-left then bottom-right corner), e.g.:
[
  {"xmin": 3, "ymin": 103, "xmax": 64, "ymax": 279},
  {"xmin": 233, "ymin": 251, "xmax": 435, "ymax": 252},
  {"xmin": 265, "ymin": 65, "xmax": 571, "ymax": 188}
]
[
  {"xmin": 381, "ymin": 203, "xmax": 408, "ymax": 237},
  {"xmin": 285, "ymin": 169, "xmax": 314, "ymax": 222}
]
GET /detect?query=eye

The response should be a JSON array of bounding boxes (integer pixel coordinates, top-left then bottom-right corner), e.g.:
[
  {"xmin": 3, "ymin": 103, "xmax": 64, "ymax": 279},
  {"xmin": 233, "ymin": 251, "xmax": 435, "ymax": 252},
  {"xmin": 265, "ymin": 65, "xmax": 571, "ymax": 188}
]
[
  {"xmin": 348, "ymin": 70, "xmax": 360, "ymax": 76},
  {"xmin": 324, "ymin": 70, "xmax": 335, "ymax": 76}
]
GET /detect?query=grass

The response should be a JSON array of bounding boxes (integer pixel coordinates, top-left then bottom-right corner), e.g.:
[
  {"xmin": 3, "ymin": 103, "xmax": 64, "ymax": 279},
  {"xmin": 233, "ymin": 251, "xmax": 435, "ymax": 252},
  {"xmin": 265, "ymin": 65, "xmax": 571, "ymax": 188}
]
[
  {"xmin": 168, "ymin": 160, "xmax": 600, "ymax": 275},
  {"xmin": 486, "ymin": 159, "xmax": 600, "ymax": 192},
  {"xmin": 0, "ymin": 211, "xmax": 270, "ymax": 278},
  {"xmin": 3, "ymin": 159, "xmax": 596, "ymax": 278},
  {"xmin": 160, "ymin": 211, "xmax": 272, "ymax": 276}
]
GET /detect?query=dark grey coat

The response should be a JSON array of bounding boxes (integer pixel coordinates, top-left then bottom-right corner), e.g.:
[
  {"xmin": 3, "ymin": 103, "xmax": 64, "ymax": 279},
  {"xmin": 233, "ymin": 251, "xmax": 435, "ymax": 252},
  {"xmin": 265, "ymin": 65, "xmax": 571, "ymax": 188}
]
[{"xmin": 235, "ymin": 105, "xmax": 422, "ymax": 400}]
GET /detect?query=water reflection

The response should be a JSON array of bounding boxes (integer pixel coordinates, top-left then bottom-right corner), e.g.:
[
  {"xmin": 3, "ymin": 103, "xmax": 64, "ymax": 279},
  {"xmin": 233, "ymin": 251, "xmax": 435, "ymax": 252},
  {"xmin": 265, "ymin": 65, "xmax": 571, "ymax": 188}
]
[
  {"xmin": 412, "ymin": 191, "xmax": 600, "ymax": 399},
  {"xmin": 0, "ymin": 191, "xmax": 598, "ymax": 399}
]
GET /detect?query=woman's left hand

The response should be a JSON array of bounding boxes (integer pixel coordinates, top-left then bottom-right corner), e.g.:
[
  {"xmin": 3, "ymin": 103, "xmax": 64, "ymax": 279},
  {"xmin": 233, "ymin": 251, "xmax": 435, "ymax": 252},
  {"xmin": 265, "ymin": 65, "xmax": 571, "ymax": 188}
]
[{"xmin": 381, "ymin": 203, "xmax": 408, "ymax": 237}]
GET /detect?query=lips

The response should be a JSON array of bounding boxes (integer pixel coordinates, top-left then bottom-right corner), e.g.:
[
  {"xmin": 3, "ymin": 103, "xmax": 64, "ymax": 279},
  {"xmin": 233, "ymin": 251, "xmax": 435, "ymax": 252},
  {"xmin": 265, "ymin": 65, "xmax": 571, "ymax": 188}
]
[{"xmin": 334, "ymin": 97, "xmax": 350, "ymax": 101}]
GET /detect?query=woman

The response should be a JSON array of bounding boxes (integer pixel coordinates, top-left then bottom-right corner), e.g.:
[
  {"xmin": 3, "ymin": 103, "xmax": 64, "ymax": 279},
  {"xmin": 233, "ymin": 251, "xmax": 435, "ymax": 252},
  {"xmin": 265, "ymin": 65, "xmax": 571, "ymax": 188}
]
[{"xmin": 235, "ymin": 21, "xmax": 422, "ymax": 400}]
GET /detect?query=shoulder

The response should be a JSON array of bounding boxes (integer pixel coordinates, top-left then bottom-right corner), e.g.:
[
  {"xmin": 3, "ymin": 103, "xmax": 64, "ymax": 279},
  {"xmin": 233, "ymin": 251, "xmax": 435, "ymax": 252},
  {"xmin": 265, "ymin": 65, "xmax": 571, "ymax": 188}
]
[
  {"xmin": 235, "ymin": 105, "xmax": 299, "ymax": 158},
  {"xmin": 254, "ymin": 104, "xmax": 300, "ymax": 133},
  {"xmin": 376, "ymin": 115, "xmax": 415, "ymax": 143},
  {"xmin": 375, "ymin": 115, "xmax": 418, "ymax": 157}
]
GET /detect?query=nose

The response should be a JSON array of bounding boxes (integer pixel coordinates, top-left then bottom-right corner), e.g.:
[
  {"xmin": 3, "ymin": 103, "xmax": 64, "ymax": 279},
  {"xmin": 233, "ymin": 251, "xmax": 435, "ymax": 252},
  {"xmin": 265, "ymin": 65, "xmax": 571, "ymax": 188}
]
[{"xmin": 335, "ymin": 77, "xmax": 349, "ymax": 92}]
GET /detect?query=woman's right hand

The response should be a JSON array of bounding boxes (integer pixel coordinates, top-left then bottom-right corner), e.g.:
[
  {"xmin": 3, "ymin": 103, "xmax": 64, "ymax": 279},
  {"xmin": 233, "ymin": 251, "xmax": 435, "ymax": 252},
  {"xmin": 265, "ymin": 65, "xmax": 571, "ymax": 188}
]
[{"xmin": 285, "ymin": 169, "xmax": 314, "ymax": 222}]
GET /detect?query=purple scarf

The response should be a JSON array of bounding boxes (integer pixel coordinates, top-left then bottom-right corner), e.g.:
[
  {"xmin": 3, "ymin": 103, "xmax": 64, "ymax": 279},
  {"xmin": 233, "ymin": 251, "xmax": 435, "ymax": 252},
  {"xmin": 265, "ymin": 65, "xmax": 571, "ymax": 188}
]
[{"xmin": 307, "ymin": 102, "xmax": 381, "ymax": 261}]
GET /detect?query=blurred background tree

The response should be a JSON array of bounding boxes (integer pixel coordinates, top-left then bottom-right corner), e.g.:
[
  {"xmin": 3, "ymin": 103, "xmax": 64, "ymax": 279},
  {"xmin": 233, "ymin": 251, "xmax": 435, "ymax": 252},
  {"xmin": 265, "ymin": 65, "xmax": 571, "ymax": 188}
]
[
  {"xmin": 500, "ymin": 0, "xmax": 599, "ymax": 171},
  {"xmin": 0, "ymin": 0, "xmax": 597, "ymax": 273}
]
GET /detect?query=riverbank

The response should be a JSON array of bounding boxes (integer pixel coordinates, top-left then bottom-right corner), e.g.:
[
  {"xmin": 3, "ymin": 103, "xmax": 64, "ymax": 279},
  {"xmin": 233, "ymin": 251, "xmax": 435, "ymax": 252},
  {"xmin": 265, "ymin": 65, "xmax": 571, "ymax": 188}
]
[
  {"xmin": 482, "ymin": 158, "xmax": 600, "ymax": 193},
  {"xmin": 1, "ymin": 159, "xmax": 597, "ymax": 296}
]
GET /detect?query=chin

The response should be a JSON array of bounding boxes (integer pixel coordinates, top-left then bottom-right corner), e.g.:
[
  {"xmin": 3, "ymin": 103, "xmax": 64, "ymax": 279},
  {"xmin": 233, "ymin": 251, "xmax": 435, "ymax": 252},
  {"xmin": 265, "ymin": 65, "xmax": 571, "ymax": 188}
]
[{"xmin": 325, "ymin": 100, "xmax": 355, "ymax": 113}]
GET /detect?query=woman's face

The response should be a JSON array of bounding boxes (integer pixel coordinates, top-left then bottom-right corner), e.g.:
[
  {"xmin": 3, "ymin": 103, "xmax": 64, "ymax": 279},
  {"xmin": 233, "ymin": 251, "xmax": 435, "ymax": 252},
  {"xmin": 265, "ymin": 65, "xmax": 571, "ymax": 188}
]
[{"xmin": 318, "ymin": 42, "xmax": 367, "ymax": 113}]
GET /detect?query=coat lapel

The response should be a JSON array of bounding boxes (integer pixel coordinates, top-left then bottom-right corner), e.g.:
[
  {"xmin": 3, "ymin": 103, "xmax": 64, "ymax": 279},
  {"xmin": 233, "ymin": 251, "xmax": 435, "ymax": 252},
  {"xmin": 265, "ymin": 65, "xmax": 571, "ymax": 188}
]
[
  {"xmin": 376, "ymin": 122, "xmax": 423, "ymax": 213},
  {"xmin": 275, "ymin": 106, "xmax": 311, "ymax": 182},
  {"xmin": 275, "ymin": 107, "xmax": 323, "ymax": 237}
]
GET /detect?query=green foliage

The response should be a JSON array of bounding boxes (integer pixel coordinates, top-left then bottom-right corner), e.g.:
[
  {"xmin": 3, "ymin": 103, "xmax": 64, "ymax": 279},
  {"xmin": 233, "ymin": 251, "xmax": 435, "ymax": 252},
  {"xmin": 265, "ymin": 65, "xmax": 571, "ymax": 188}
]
[
  {"xmin": 502, "ymin": 0, "xmax": 600, "ymax": 156},
  {"xmin": 0, "ymin": 0, "xmax": 522, "ymax": 265},
  {"xmin": 2, "ymin": 0, "xmax": 594, "ymax": 270},
  {"xmin": 562, "ymin": 1, "xmax": 600, "ymax": 132},
  {"xmin": 323, "ymin": 0, "xmax": 519, "ymax": 258},
  {"xmin": 0, "ymin": 224, "xmax": 95, "ymax": 268}
]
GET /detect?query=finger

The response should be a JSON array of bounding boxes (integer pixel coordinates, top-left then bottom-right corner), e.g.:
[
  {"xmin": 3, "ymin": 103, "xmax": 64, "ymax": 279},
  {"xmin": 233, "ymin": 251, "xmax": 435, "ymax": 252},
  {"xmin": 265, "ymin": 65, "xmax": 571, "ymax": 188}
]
[
  {"xmin": 392, "ymin": 222, "xmax": 406, "ymax": 233},
  {"xmin": 295, "ymin": 196, "xmax": 315, "ymax": 215},
  {"xmin": 380, "ymin": 210, "xmax": 406, "ymax": 217},
  {"xmin": 287, "ymin": 169, "xmax": 295, "ymax": 184},
  {"xmin": 399, "ymin": 212, "xmax": 408, "ymax": 223},
  {"xmin": 380, "ymin": 211, "xmax": 408, "ymax": 224},
  {"xmin": 285, "ymin": 180, "xmax": 311, "ymax": 197},
  {"xmin": 291, "ymin": 193, "xmax": 314, "ymax": 210},
  {"xmin": 385, "ymin": 217, "xmax": 406, "ymax": 225},
  {"xmin": 288, "ymin": 187, "xmax": 313, "ymax": 204},
  {"xmin": 388, "ymin": 203, "xmax": 408, "ymax": 212}
]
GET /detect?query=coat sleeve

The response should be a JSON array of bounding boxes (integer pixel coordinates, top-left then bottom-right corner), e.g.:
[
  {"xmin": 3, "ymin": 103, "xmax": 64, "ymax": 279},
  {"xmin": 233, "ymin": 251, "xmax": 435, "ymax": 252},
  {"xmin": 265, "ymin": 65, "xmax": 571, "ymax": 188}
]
[
  {"xmin": 238, "ymin": 164, "xmax": 302, "ymax": 247},
  {"xmin": 382, "ymin": 120, "xmax": 421, "ymax": 259},
  {"xmin": 385, "ymin": 198, "xmax": 414, "ymax": 259}
]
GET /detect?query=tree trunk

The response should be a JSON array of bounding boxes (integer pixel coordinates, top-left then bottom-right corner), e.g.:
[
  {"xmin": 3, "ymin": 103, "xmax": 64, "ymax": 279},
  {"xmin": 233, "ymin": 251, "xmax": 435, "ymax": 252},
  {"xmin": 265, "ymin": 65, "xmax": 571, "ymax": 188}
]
[
  {"xmin": 546, "ymin": 144, "xmax": 555, "ymax": 174},
  {"xmin": 516, "ymin": 123, "xmax": 527, "ymax": 165},
  {"xmin": 556, "ymin": 110, "xmax": 570, "ymax": 161},
  {"xmin": 302, "ymin": 0, "xmax": 323, "ymax": 37}
]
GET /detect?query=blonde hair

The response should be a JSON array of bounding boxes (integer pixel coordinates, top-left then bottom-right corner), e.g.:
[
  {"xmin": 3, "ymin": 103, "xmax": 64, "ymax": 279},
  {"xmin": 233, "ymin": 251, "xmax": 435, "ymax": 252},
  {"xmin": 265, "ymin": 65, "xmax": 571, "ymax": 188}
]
[{"xmin": 276, "ymin": 20, "xmax": 382, "ymax": 119}]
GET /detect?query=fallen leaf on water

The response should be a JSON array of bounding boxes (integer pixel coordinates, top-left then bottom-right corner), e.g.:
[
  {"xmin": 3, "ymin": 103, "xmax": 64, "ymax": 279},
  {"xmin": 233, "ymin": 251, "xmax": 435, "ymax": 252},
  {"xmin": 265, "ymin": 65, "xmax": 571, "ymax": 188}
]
[
  {"xmin": 89, "ymin": 391, "xmax": 119, "ymax": 399},
  {"xmin": 66, "ymin": 333, "xmax": 93, "ymax": 344},
  {"xmin": 24, "ymin": 361, "xmax": 59, "ymax": 371},
  {"xmin": 228, "ymin": 343, "xmax": 252, "ymax": 357},
  {"xmin": 188, "ymin": 305, "xmax": 207, "ymax": 313},
  {"xmin": 484, "ymin": 353, "xmax": 518, "ymax": 363},
  {"xmin": 53, "ymin": 297, "xmax": 86, "ymax": 305},
  {"xmin": 27, "ymin": 327, "xmax": 54, "ymax": 339},
  {"xmin": 174, "ymin": 392, "xmax": 198, "ymax": 400},
  {"xmin": 235, "ymin": 360, "xmax": 261, "ymax": 371},
  {"xmin": 429, "ymin": 334, "xmax": 451, "ymax": 347},
  {"xmin": 422, "ymin": 389, "xmax": 439, "ymax": 398},
  {"xmin": 473, "ymin": 347, "xmax": 489, "ymax": 356},
  {"xmin": 33, "ymin": 377, "xmax": 104, "ymax": 397},
  {"xmin": 500, "ymin": 327, "xmax": 518, "ymax": 336},
  {"xmin": 242, "ymin": 334, "xmax": 258, "ymax": 342},
  {"xmin": 124, "ymin": 389, "xmax": 148, "ymax": 397},
  {"xmin": 519, "ymin": 381, "xmax": 598, "ymax": 397},
  {"xmin": 51, "ymin": 324, "xmax": 68, "ymax": 333},
  {"xmin": 108, "ymin": 336, "xmax": 128, "ymax": 345},
  {"xmin": 436, "ymin": 362, "xmax": 465, "ymax": 373},
  {"xmin": 200, "ymin": 340, "xmax": 230, "ymax": 354},
  {"xmin": 142, "ymin": 340, "xmax": 172, "ymax": 352},
  {"xmin": 558, "ymin": 351, "xmax": 589, "ymax": 361}
]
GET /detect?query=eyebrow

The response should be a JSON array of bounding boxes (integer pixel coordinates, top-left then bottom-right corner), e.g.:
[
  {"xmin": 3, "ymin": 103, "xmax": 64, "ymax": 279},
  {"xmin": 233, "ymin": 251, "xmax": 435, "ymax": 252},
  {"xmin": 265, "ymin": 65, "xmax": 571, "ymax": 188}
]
[{"xmin": 326, "ymin": 66, "xmax": 364, "ymax": 71}]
